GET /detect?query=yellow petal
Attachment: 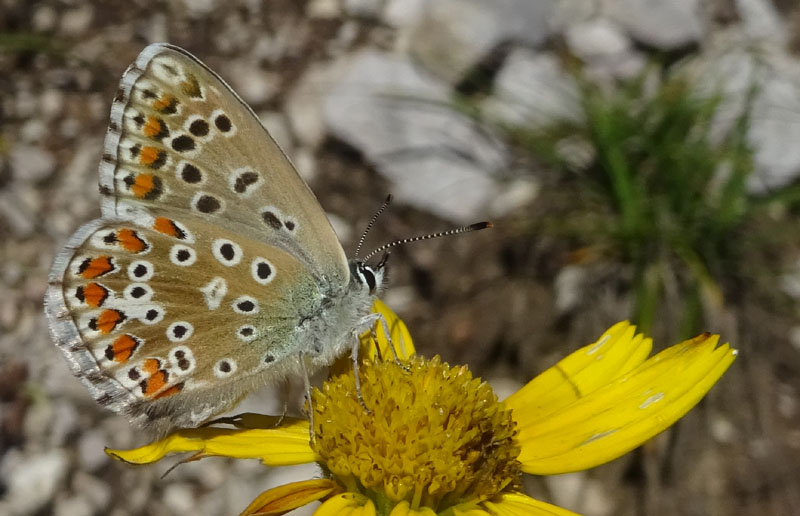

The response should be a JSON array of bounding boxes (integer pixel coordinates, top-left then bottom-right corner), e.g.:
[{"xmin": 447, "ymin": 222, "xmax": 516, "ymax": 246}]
[
  {"xmin": 505, "ymin": 321, "xmax": 651, "ymax": 428},
  {"xmin": 483, "ymin": 493, "xmax": 582, "ymax": 516},
  {"xmin": 451, "ymin": 503, "xmax": 492, "ymax": 516},
  {"xmin": 315, "ymin": 493, "xmax": 376, "ymax": 516},
  {"xmin": 239, "ymin": 479, "xmax": 340, "ymax": 516},
  {"xmin": 516, "ymin": 334, "xmax": 737, "ymax": 474},
  {"xmin": 106, "ymin": 417, "xmax": 316, "ymax": 466},
  {"xmin": 363, "ymin": 299, "xmax": 416, "ymax": 360},
  {"xmin": 388, "ymin": 501, "xmax": 437, "ymax": 516}
]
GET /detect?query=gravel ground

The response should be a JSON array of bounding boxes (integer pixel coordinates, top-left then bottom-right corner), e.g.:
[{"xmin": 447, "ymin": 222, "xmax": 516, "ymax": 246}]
[{"xmin": 2, "ymin": 1, "xmax": 800, "ymax": 515}]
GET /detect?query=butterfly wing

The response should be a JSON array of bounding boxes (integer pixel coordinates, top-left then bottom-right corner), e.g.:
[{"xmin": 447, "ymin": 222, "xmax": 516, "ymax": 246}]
[
  {"xmin": 99, "ymin": 43, "xmax": 348, "ymax": 291},
  {"xmin": 46, "ymin": 213, "xmax": 322, "ymax": 432},
  {"xmin": 46, "ymin": 44, "xmax": 352, "ymax": 432}
]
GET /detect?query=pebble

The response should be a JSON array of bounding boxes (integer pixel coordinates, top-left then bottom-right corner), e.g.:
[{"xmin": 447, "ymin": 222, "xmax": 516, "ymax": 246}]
[
  {"xmin": 11, "ymin": 144, "xmax": 56, "ymax": 183},
  {"xmin": 323, "ymin": 50, "xmax": 510, "ymax": 223},
  {"xmin": 0, "ymin": 449, "xmax": 69, "ymax": 516},
  {"xmin": 77, "ymin": 429, "xmax": 109, "ymax": 472},
  {"xmin": 605, "ymin": 0, "xmax": 704, "ymax": 50}
]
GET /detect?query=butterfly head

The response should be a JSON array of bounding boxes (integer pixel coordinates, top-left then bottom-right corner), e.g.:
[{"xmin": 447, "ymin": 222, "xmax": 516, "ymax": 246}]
[{"xmin": 349, "ymin": 259, "xmax": 386, "ymax": 296}]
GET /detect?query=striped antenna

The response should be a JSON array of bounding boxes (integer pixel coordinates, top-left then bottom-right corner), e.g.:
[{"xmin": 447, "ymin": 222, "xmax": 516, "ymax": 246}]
[
  {"xmin": 355, "ymin": 194, "xmax": 393, "ymax": 259},
  {"xmin": 362, "ymin": 221, "xmax": 493, "ymax": 263}
]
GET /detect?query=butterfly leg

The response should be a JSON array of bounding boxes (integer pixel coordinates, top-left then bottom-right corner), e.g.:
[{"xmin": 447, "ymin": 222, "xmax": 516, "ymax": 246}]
[
  {"xmin": 350, "ymin": 327, "xmax": 373, "ymax": 415},
  {"xmin": 300, "ymin": 352, "xmax": 315, "ymax": 443},
  {"xmin": 375, "ymin": 313, "xmax": 411, "ymax": 371}
]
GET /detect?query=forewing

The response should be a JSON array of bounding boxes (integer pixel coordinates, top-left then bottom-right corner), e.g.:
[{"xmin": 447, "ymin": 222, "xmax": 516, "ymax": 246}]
[
  {"xmin": 99, "ymin": 43, "xmax": 348, "ymax": 291},
  {"xmin": 45, "ymin": 213, "xmax": 320, "ymax": 431}
]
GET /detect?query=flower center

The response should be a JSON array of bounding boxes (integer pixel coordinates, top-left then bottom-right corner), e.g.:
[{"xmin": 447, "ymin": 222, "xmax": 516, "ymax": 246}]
[{"xmin": 311, "ymin": 355, "xmax": 522, "ymax": 513}]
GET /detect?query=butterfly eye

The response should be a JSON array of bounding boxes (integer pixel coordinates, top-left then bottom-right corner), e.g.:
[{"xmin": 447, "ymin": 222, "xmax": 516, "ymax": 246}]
[{"xmin": 361, "ymin": 267, "xmax": 376, "ymax": 293}]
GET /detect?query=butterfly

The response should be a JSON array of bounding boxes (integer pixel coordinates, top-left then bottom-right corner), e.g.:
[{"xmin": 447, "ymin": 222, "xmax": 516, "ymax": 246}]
[{"xmin": 44, "ymin": 43, "xmax": 390, "ymax": 435}]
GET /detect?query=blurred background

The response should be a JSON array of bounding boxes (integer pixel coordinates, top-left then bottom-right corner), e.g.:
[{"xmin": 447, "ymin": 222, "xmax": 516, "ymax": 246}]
[{"xmin": 2, "ymin": 0, "xmax": 800, "ymax": 515}]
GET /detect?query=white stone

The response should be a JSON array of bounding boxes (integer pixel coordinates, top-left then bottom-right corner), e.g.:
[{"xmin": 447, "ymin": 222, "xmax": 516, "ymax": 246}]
[
  {"xmin": 547, "ymin": 472, "xmax": 615, "ymax": 516},
  {"xmin": 323, "ymin": 50, "xmax": 510, "ymax": 223},
  {"xmin": 790, "ymin": 326, "xmax": 800, "ymax": 352},
  {"xmin": 32, "ymin": 5, "xmax": 58, "ymax": 32},
  {"xmin": 555, "ymin": 265, "xmax": 587, "ymax": 314},
  {"xmin": 11, "ymin": 143, "xmax": 56, "ymax": 182},
  {"xmin": 60, "ymin": 5, "xmax": 94, "ymax": 36},
  {"xmin": 735, "ymin": 0, "xmax": 786, "ymax": 43},
  {"xmin": 409, "ymin": 0, "xmax": 557, "ymax": 83},
  {"xmin": 40, "ymin": 88, "xmax": 65, "ymax": 120},
  {"xmin": 565, "ymin": 18, "xmax": 631, "ymax": 61},
  {"xmin": 225, "ymin": 61, "xmax": 279, "ymax": 105},
  {"xmin": 286, "ymin": 61, "xmax": 348, "ymax": 148},
  {"xmin": 605, "ymin": 0, "xmax": 704, "ymax": 50},
  {"xmin": 164, "ymin": 483, "xmax": 197, "ymax": 514},
  {"xmin": 683, "ymin": 43, "xmax": 800, "ymax": 193},
  {"xmin": 0, "ymin": 449, "xmax": 69, "ymax": 516},
  {"xmin": 78, "ymin": 429, "xmax": 109, "ymax": 472},
  {"xmin": 54, "ymin": 495, "xmax": 93, "ymax": 516},
  {"xmin": 488, "ymin": 179, "xmax": 539, "ymax": 218},
  {"xmin": 307, "ymin": 0, "xmax": 341, "ymax": 19},
  {"xmin": 483, "ymin": 49, "xmax": 583, "ymax": 130},
  {"xmin": 383, "ymin": 0, "xmax": 427, "ymax": 28},
  {"xmin": 259, "ymin": 111, "xmax": 294, "ymax": 155},
  {"xmin": 180, "ymin": 0, "xmax": 219, "ymax": 17},
  {"xmin": 710, "ymin": 416, "xmax": 737, "ymax": 444}
]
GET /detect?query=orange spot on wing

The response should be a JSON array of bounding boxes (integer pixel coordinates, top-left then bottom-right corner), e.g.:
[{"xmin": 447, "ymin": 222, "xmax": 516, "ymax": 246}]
[
  {"xmin": 138, "ymin": 147, "xmax": 161, "ymax": 166},
  {"xmin": 130, "ymin": 173, "xmax": 155, "ymax": 198},
  {"xmin": 80, "ymin": 256, "xmax": 114, "ymax": 279},
  {"xmin": 143, "ymin": 117, "xmax": 164, "ymax": 138},
  {"xmin": 143, "ymin": 370, "xmax": 169, "ymax": 397},
  {"xmin": 153, "ymin": 94, "xmax": 176, "ymax": 112},
  {"xmin": 117, "ymin": 228, "xmax": 147, "ymax": 253},
  {"xmin": 96, "ymin": 309, "xmax": 125, "ymax": 334},
  {"xmin": 111, "ymin": 334, "xmax": 139, "ymax": 363},
  {"xmin": 154, "ymin": 217, "xmax": 178, "ymax": 237},
  {"xmin": 83, "ymin": 282, "xmax": 109, "ymax": 307},
  {"xmin": 154, "ymin": 382, "xmax": 184, "ymax": 399},
  {"xmin": 142, "ymin": 358, "xmax": 161, "ymax": 375}
]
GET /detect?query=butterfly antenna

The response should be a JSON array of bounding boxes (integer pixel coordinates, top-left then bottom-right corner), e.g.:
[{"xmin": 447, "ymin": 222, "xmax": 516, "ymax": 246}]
[
  {"xmin": 362, "ymin": 221, "xmax": 493, "ymax": 263},
  {"xmin": 355, "ymin": 194, "xmax": 393, "ymax": 259}
]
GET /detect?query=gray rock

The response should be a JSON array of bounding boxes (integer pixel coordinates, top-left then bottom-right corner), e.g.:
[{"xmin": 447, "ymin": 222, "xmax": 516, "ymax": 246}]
[
  {"xmin": 483, "ymin": 49, "xmax": 583, "ymax": 130},
  {"xmin": 682, "ymin": 42, "xmax": 800, "ymax": 193},
  {"xmin": 306, "ymin": 0, "xmax": 341, "ymax": 19},
  {"xmin": 383, "ymin": 0, "xmax": 427, "ymax": 28},
  {"xmin": 605, "ymin": 0, "xmax": 704, "ymax": 50},
  {"xmin": 565, "ymin": 18, "xmax": 631, "ymax": 61},
  {"xmin": 735, "ymin": 0, "xmax": 786, "ymax": 43},
  {"xmin": 77, "ymin": 429, "xmax": 109, "ymax": 472},
  {"xmin": 408, "ymin": 0, "xmax": 557, "ymax": 83},
  {"xmin": 11, "ymin": 144, "xmax": 56, "ymax": 183},
  {"xmin": 0, "ymin": 449, "xmax": 69, "ymax": 516},
  {"xmin": 323, "ymin": 50, "xmax": 511, "ymax": 223},
  {"xmin": 224, "ymin": 61, "xmax": 279, "ymax": 106},
  {"xmin": 53, "ymin": 495, "xmax": 93, "ymax": 516}
]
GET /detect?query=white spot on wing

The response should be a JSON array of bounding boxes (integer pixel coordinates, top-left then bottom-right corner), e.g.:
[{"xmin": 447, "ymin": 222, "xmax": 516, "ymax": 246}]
[
  {"xmin": 212, "ymin": 238, "xmax": 242, "ymax": 266},
  {"xmin": 251, "ymin": 257, "xmax": 275, "ymax": 285},
  {"xmin": 123, "ymin": 283, "xmax": 154, "ymax": 302},
  {"xmin": 200, "ymin": 277, "xmax": 227, "ymax": 310},
  {"xmin": 128, "ymin": 260, "xmax": 154, "ymax": 281},
  {"xmin": 166, "ymin": 321, "xmax": 194, "ymax": 342},
  {"xmin": 170, "ymin": 244, "xmax": 197, "ymax": 266},
  {"xmin": 232, "ymin": 295, "xmax": 259, "ymax": 314},
  {"xmin": 237, "ymin": 325, "xmax": 258, "ymax": 342},
  {"xmin": 213, "ymin": 359, "xmax": 237, "ymax": 378}
]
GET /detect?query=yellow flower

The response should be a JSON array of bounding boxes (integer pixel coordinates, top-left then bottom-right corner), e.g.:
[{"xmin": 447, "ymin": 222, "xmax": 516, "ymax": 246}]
[{"xmin": 107, "ymin": 300, "xmax": 736, "ymax": 516}]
